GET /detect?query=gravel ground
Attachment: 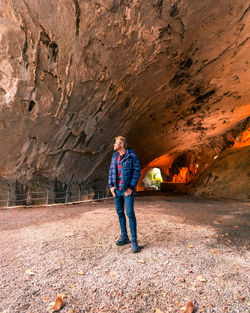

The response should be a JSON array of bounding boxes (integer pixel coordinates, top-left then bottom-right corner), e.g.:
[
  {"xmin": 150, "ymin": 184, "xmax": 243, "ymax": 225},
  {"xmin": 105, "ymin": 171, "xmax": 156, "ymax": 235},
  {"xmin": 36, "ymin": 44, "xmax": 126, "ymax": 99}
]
[{"xmin": 0, "ymin": 193, "xmax": 249, "ymax": 313}]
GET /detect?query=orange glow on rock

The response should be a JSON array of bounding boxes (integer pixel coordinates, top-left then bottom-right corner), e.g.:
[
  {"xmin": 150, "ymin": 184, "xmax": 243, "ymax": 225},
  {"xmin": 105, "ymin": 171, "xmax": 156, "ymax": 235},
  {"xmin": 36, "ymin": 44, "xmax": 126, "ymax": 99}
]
[
  {"xmin": 147, "ymin": 154, "xmax": 175, "ymax": 168},
  {"xmin": 232, "ymin": 129, "xmax": 250, "ymax": 149},
  {"xmin": 172, "ymin": 167, "xmax": 189, "ymax": 183},
  {"xmin": 136, "ymin": 154, "xmax": 174, "ymax": 191}
]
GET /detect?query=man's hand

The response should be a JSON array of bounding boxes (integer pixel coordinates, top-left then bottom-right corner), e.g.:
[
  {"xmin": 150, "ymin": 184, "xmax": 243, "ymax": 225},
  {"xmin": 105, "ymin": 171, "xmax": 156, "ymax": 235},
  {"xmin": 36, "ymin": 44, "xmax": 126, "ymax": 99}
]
[
  {"xmin": 125, "ymin": 188, "xmax": 133, "ymax": 196},
  {"xmin": 110, "ymin": 187, "xmax": 116, "ymax": 197}
]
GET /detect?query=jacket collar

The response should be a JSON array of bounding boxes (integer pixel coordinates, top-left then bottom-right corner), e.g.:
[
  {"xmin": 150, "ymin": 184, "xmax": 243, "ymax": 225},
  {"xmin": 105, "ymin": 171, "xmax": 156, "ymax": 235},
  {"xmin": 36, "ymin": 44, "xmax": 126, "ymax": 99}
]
[{"xmin": 113, "ymin": 148, "xmax": 134, "ymax": 160}]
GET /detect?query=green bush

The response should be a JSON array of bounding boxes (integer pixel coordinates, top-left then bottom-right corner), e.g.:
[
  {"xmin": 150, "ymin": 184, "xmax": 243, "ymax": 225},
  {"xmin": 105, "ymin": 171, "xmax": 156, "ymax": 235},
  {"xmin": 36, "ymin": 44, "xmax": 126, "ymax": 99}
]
[{"xmin": 144, "ymin": 168, "xmax": 163, "ymax": 189}]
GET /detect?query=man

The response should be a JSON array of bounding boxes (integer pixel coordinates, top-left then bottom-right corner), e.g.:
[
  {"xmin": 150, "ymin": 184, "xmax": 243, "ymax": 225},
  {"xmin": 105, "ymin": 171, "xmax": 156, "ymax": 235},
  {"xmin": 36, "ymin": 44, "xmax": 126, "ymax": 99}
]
[{"xmin": 108, "ymin": 136, "xmax": 141, "ymax": 253}]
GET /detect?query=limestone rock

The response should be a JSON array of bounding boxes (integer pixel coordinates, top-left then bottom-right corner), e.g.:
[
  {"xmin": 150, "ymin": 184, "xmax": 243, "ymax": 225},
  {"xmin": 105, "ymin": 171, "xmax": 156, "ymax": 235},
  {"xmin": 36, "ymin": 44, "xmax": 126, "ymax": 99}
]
[{"xmin": 0, "ymin": 0, "xmax": 249, "ymax": 199}]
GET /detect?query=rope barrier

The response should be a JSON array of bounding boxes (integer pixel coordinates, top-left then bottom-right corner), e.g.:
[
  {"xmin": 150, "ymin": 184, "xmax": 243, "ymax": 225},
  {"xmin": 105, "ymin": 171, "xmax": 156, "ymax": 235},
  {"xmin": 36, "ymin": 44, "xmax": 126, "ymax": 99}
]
[{"xmin": 0, "ymin": 187, "xmax": 109, "ymax": 208}]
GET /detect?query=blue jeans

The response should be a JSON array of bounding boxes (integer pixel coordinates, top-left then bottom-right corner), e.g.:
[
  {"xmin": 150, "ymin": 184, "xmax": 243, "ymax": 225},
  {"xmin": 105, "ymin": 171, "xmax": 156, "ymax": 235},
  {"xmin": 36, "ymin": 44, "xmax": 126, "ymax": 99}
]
[{"xmin": 114, "ymin": 189, "xmax": 137, "ymax": 242}]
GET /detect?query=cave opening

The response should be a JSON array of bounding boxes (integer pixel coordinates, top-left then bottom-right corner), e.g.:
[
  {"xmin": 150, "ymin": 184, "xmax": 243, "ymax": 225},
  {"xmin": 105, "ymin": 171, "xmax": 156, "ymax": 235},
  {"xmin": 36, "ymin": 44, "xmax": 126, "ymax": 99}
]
[
  {"xmin": 142, "ymin": 167, "xmax": 163, "ymax": 190},
  {"xmin": 137, "ymin": 151, "xmax": 202, "ymax": 193}
]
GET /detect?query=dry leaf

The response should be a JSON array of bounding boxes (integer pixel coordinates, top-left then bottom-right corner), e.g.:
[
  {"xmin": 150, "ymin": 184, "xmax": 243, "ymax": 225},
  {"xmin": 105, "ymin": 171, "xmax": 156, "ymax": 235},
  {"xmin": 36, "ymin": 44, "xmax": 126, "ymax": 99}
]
[
  {"xmin": 155, "ymin": 309, "xmax": 164, "ymax": 313},
  {"xmin": 234, "ymin": 225, "xmax": 239, "ymax": 229},
  {"xmin": 187, "ymin": 245, "xmax": 194, "ymax": 249},
  {"xmin": 138, "ymin": 259, "xmax": 145, "ymax": 263},
  {"xmin": 184, "ymin": 301, "xmax": 194, "ymax": 313},
  {"xmin": 25, "ymin": 269, "xmax": 35, "ymax": 276},
  {"xmin": 97, "ymin": 244, "xmax": 103, "ymax": 247},
  {"xmin": 210, "ymin": 249, "xmax": 220, "ymax": 254},
  {"xmin": 77, "ymin": 271, "xmax": 85, "ymax": 275},
  {"xmin": 65, "ymin": 233, "xmax": 75, "ymax": 237},
  {"xmin": 237, "ymin": 292, "xmax": 245, "ymax": 302},
  {"xmin": 109, "ymin": 272, "xmax": 117, "ymax": 277},
  {"xmin": 196, "ymin": 275, "xmax": 207, "ymax": 282},
  {"xmin": 51, "ymin": 294, "xmax": 67, "ymax": 312}
]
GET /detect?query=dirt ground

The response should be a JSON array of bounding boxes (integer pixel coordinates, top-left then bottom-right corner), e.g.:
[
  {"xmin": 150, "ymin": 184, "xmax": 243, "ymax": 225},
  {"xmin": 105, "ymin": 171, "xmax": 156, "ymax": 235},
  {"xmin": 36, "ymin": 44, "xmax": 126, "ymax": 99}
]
[{"xmin": 0, "ymin": 193, "xmax": 249, "ymax": 313}]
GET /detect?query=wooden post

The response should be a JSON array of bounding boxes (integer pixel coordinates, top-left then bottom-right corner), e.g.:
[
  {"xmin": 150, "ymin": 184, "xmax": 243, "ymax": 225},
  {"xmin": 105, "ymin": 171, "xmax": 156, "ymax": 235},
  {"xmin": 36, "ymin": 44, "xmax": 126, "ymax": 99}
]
[
  {"xmin": 78, "ymin": 188, "xmax": 81, "ymax": 201},
  {"xmin": 46, "ymin": 189, "xmax": 49, "ymax": 205},
  {"xmin": 7, "ymin": 191, "xmax": 10, "ymax": 207},
  {"xmin": 65, "ymin": 188, "xmax": 69, "ymax": 203}
]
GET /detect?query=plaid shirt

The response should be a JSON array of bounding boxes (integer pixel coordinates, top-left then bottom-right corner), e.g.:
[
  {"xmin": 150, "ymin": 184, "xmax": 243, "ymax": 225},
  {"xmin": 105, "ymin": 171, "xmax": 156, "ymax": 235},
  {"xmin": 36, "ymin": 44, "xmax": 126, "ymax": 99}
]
[{"xmin": 117, "ymin": 153, "xmax": 125, "ymax": 190}]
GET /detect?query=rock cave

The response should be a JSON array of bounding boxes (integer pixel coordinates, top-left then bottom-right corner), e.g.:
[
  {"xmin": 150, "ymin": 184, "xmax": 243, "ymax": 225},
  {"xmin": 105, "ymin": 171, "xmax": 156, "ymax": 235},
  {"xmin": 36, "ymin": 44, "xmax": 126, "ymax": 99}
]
[{"xmin": 0, "ymin": 0, "xmax": 249, "ymax": 203}]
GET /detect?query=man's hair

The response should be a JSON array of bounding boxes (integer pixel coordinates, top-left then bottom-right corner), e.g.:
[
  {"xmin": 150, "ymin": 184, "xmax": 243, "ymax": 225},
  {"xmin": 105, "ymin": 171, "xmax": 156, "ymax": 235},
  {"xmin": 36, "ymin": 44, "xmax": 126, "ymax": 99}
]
[{"xmin": 115, "ymin": 136, "xmax": 127, "ymax": 148}]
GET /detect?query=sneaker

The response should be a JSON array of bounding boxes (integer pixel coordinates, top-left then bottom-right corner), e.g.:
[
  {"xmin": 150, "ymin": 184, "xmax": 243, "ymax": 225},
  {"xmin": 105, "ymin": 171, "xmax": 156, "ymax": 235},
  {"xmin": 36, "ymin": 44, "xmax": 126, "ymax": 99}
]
[
  {"xmin": 131, "ymin": 240, "xmax": 141, "ymax": 253},
  {"xmin": 116, "ymin": 235, "xmax": 131, "ymax": 246}
]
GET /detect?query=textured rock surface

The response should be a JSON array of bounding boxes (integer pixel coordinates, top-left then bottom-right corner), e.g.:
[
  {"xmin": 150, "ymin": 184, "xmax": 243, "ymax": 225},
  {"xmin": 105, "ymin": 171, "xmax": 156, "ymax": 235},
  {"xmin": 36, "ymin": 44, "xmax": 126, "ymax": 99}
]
[
  {"xmin": 190, "ymin": 145, "xmax": 250, "ymax": 200},
  {"xmin": 0, "ymin": 0, "xmax": 249, "ymax": 198}
]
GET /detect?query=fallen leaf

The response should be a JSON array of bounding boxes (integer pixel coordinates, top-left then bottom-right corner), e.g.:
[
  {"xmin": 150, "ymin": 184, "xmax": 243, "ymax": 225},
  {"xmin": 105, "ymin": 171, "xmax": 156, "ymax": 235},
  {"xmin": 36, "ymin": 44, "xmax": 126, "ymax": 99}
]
[
  {"xmin": 234, "ymin": 225, "xmax": 239, "ymax": 229},
  {"xmin": 25, "ymin": 269, "xmax": 35, "ymax": 276},
  {"xmin": 210, "ymin": 249, "xmax": 220, "ymax": 254},
  {"xmin": 97, "ymin": 244, "xmax": 103, "ymax": 247},
  {"xmin": 187, "ymin": 245, "xmax": 194, "ymax": 249},
  {"xmin": 155, "ymin": 309, "xmax": 164, "ymax": 313},
  {"xmin": 137, "ymin": 259, "xmax": 145, "ymax": 263},
  {"xmin": 152, "ymin": 257, "xmax": 158, "ymax": 262},
  {"xmin": 196, "ymin": 275, "xmax": 207, "ymax": 282},
  {"xmin": 44, "ymin": 297, "xmax": 49, "ymax": 302},
  {"xmin": 109, "ymin": 272, "xmax": 117, "ymax": 277},
  {"xmin": 64, "ymin": 233, "xmax": 75, "ymax": 237},
  {"xmin": 77, "ymin": 271, "xmax": 85, "ymax": 275},
  {"xmin": 68, "ymin": 310, "xmax": 74, "ymax": 313},
  {"xmin": 51, "ymin": 294, "xmax": 67, "ymax": 312},
  {"xmin": 237, "ymin": 292, "xmax": 245, "ymax": 302},
  {"xmin": 184, "ymin": 301, "xmax": 194, "ymax": 313}
]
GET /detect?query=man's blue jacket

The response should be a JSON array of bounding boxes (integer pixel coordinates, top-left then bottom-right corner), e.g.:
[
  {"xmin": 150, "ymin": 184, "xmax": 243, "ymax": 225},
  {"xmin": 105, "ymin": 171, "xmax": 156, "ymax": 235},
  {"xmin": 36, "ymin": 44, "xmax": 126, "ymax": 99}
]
[{"xmin": 108, "ymin": 148, "xmax": 141, "ymax": 191}]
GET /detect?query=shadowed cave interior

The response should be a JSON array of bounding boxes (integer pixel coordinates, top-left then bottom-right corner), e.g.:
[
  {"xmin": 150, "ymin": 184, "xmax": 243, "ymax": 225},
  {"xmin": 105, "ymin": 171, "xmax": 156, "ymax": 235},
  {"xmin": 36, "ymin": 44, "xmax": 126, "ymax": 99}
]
[{"xmin": 0, "ymin": 0, "xmax": 249, "ymax": 204}]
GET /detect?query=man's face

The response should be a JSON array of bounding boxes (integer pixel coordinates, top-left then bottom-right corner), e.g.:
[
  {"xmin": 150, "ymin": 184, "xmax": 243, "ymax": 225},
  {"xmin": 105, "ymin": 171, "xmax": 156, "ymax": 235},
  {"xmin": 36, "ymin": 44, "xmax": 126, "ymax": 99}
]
[{"xmin": 113, "ymin": 139, "xmax": 122, "ymax": 151}]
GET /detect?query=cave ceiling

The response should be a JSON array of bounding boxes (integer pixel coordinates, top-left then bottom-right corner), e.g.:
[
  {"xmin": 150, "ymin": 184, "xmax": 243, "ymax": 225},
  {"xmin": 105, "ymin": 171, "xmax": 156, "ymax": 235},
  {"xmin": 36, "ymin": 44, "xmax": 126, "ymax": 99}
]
[{"xmin": 0, "ymin": 0, "xmax": 249, "ymax": 185}]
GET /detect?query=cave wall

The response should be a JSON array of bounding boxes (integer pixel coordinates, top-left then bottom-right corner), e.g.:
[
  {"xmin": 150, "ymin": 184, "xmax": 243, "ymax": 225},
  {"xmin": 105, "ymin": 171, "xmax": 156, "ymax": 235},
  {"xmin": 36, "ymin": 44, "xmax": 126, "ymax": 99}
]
[
  {"xmin": 0, "ymin": 0, "xmax": 249, "ymax": 199},
  {"xmin": 189, "ymin": 145, "xmax": 250, "ymax": 200}
]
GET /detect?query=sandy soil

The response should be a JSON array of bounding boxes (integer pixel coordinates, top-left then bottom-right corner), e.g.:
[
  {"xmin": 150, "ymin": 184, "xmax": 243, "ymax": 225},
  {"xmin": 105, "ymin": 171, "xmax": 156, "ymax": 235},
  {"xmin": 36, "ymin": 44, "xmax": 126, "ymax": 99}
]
[{"xmin": 0, "ymin": 193, "xmax": 249, "ymax": 313}]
